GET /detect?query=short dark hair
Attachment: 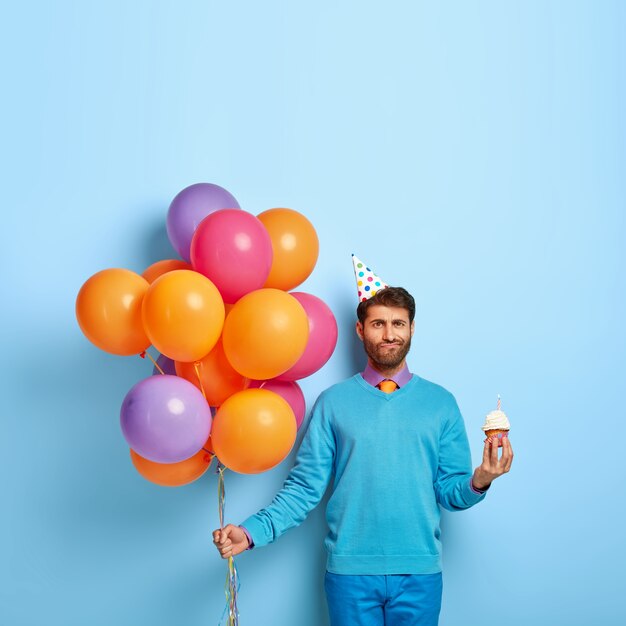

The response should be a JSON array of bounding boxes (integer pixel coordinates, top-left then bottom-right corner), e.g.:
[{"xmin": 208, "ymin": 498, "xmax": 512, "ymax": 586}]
[{"xmin": 356, "ymin": 286, "xmax": 415, "ymax": 324}]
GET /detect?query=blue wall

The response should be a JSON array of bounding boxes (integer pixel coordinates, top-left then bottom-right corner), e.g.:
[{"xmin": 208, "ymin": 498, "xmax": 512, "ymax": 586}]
[{"xmin": 2, "ymin": 2, "xmax": 625, "ymax": 624}]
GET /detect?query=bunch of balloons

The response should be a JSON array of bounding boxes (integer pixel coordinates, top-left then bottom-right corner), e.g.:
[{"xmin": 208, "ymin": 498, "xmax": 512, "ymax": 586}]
[{"xmin": 76, "ymin": 183, "xmax": 338, "ymax": 486}]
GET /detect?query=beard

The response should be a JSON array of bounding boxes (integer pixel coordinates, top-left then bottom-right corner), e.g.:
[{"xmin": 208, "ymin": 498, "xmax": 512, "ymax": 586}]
[{"xmin": 362, "ymin": 335, "xmax": 411, "ymax": 370}]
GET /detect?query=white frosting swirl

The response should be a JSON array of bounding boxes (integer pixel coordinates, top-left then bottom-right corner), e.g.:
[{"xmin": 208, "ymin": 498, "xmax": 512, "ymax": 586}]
[{"xmin": 481, "ymin": 409, "xmax": 510, "ymax": 431}]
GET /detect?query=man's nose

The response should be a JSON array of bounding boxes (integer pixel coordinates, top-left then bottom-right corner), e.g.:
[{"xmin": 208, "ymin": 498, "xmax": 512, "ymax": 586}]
[{"xmin": 382, "ymin": 324, "xmax": 396, "ymax": 341}]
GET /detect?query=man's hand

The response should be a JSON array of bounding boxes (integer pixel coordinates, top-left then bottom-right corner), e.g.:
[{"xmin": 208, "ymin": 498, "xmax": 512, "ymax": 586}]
[
  {"xmin": 472, "ymin": 435, "xmax": 514, "ymax": 491},
  {"xmin": 212, "ymin": 524, "xmax": 250, "ymax": 559}
]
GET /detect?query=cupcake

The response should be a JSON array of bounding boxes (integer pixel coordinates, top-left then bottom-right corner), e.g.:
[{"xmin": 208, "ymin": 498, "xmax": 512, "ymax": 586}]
[{"xmin": 482, "ymin": 395, "xmax": 510, "ymax": 446}]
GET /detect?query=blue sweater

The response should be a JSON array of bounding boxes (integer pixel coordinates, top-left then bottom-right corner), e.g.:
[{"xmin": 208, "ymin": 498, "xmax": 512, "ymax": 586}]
[{"xmin": 241, "ymin": 374, "xmax": 485, "ymax": 574}]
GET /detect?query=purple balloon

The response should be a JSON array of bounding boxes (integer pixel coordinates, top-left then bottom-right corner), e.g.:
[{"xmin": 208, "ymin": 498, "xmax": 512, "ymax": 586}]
[
  {"xmin": 166, "ymin": 183, "xmax": 241, "ymax": 262},
  {"xmin": 120, "ymin": 375, "xmax": 212, "ymax": 463},
  {"xmin": 152, "ymin": 353, "xmax": 176, "ymax": 376},
  {"xmin": 277, "ymin": 292, "xmax": 338, "ymax": 381}
]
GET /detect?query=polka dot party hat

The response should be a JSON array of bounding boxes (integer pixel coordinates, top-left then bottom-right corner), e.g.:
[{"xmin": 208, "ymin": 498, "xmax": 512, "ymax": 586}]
[{"xmin": 352, "ymin": 254, "xmax": 388, "ymax": 302}]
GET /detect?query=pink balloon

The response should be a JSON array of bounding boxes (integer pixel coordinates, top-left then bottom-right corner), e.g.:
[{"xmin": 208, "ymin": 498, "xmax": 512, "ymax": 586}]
[
  {"xmin": 190, "ymin": 209, "xmax": 273, "ymax": 304},
  {"xmin": 248, "ymin": 379, "xmax": 306, "ymax": 429},
  {"xmin": 277, "ymin": 292, "xmax": 338, "ymax": 381}
]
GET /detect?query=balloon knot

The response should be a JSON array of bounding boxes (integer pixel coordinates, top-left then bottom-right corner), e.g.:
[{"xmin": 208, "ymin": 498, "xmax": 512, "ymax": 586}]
[{"xmin": 139, "ymin": 351, "xmax": 146, "ymax": 359}]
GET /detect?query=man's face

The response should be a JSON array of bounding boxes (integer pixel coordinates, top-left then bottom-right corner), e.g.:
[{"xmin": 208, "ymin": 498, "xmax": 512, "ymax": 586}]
[{"xmin": 356, "ymin": 305, "xmax": 414, "ymax": 371}]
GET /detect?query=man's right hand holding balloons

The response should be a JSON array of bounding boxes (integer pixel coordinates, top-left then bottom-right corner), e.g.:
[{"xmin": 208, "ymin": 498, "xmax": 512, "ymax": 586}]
[{"xmin": 212, "ymin": 524, "xmax": 250, "ymax": 559}]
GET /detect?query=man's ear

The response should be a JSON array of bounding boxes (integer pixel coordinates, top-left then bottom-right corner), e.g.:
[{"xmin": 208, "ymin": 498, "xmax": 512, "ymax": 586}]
[
  {"xmin": 410, "ymin": 320, "xmax": 415, "ymax": 337},
  {"xmin": 356, "ymin": 321, "xmax": 364, "ymax": 341}
]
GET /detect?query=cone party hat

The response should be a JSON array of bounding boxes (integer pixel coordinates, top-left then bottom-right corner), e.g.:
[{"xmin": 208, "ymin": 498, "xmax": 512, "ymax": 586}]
[{"xmin": 352, "ymin": 254, "xmax": 388, "ymax": 302}]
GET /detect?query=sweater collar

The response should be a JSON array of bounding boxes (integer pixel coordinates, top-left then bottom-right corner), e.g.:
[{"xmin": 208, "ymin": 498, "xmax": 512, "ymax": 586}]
[{"xmin": 361, "ymin": 363, "xmax": 413, "ymax": 389}]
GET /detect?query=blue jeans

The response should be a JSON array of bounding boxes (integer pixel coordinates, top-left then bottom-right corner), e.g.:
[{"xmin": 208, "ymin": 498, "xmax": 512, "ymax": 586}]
[{"xmin": 324, "ymin": 571, "xmax": 443, "ymax": 626}]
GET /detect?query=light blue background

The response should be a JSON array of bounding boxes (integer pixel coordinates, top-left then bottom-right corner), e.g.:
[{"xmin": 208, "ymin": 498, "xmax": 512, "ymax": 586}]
[{"xmin": 2, "ymin": 1, "xmax": 625, "ymax": 625}]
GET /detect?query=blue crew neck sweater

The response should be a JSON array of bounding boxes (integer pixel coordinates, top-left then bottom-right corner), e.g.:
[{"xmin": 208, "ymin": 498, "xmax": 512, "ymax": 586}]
[{"xmin": 241, "ymin": 374, "xmax": 485, "ymax": 575}]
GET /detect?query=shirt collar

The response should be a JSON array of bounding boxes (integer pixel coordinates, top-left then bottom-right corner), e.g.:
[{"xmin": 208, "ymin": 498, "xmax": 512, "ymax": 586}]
[{"xmin": 361, "ymin": 363, "xmax": 413, "ymax": 388}]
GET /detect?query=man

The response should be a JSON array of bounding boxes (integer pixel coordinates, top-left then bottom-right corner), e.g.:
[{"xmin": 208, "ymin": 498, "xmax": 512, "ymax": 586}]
[{"xmin": 213, "ymin": 285, "xmax": 513, "ymax": 625}]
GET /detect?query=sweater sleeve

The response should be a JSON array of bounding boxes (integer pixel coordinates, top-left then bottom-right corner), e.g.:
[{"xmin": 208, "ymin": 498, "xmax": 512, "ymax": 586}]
[
  {"xmin": 434, "ymin": 397, "xmax": 486, "ymax": 511},
  {"xmin": 240, "ymin": 395, "xmax": 336, "ymax": 547}
]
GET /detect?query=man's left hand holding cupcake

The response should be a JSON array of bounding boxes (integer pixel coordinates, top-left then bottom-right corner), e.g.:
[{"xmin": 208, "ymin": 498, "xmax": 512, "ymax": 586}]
[{"xmin": 471, "ymin": 435, "xmax": 514, "ymax": 491}]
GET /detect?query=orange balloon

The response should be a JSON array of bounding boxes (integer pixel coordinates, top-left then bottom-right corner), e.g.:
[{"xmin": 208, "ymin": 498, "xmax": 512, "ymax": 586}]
[
  {"xmin": 222, "ymin": 288, "xmax": 309, "ymax": 380},
  {"xmin": 205, "ymin": 436, "xmax": 214, "ymax": 455},
  {"xmin": 130, "ymin": 445, "xmax": 213, "ymax": 487},
  {"xmin": 257, "ymin": 208, "xmax": 319, "ymax": 291},
  {"xmin": 76, "ymin": 268, "xmax": 151, "ymax": 356},
  {"xmin": 211, "ymin": 389, "xmax": 297, "ymax": 474},
  {"xmin": 142, "ymin": 259, "xmax": 192, "ymax": 284},
  {"xmin": 175, "ymin": 339, "xmax": 248, "ymax": 407},
  {"xmin": 142, "ymin": 270, "xmax": 225, "ymax": 362}
]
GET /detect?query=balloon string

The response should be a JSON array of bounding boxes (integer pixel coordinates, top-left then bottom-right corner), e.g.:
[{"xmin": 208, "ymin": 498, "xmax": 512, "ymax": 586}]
[
  {"xmin": 193, "ymin": 361, "xmax": 208, "ymax": 401},
  {"xmin": 217, "ymin": 461, "xmax": 240, "ymax": 626},
  {"xmin": 139, "ymin": 351, "xmax": 165, "ymax": 375}
]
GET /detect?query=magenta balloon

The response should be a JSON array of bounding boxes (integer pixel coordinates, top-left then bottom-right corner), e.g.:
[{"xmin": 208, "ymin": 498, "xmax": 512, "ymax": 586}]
[
  {"xmin": 248, "ymin": 379, "xmax": 306, "ymax": 429},
  {"xmin": 166, "ymin": 183, "xmax": 240, "ymax": 262},
  {"xmin": 120, "ymin": 375, "xmax": 212, "ymax": 463},
  {"xmin": 190, "ymin": 209, "xmax": 273, "ymax": 304},
  {"xmin": 277, "ymin": 292, "xmax": 338, "ymax": 381}
]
